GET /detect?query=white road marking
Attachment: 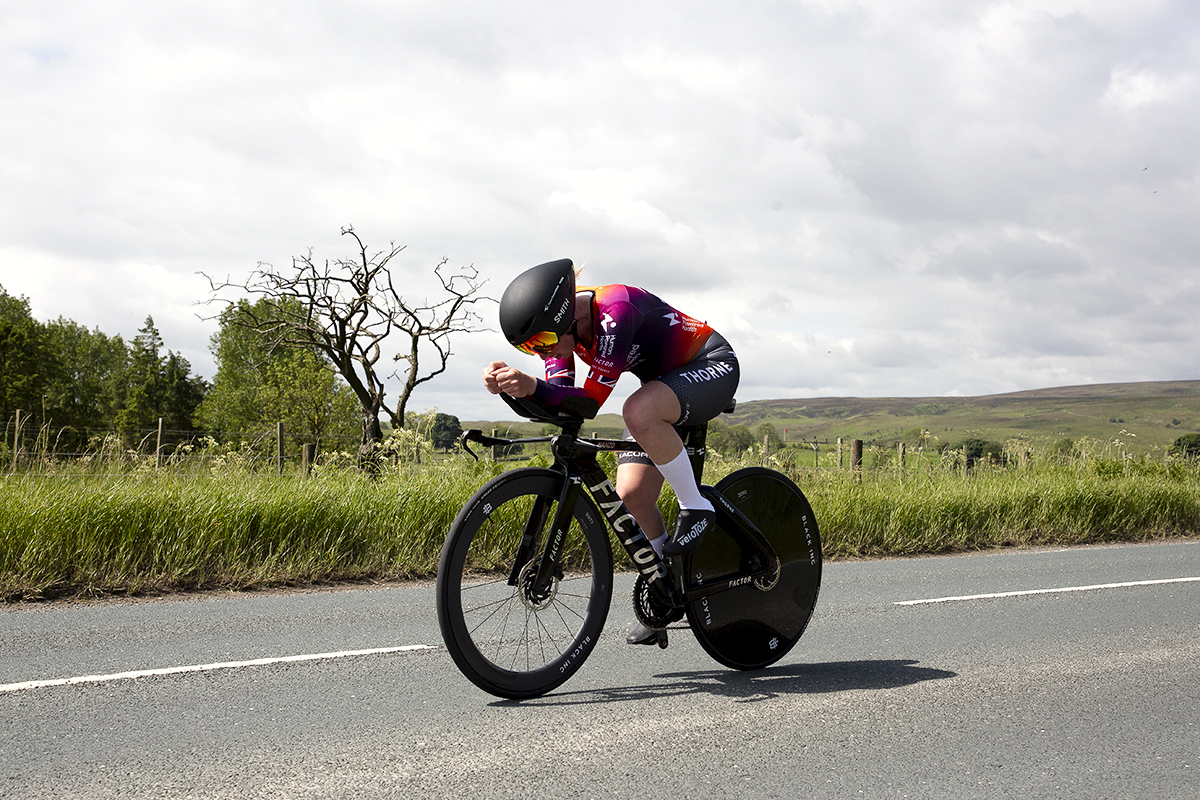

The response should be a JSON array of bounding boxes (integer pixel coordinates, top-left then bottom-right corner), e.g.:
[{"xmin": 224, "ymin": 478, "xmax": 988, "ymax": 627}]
[
  {"xmin": 0, "ymin": 644, "xmax": 434, "ymax": 694},
  {"xmin": 896, "ymin": 576, "xmax": 1200, "ymax": 606}
]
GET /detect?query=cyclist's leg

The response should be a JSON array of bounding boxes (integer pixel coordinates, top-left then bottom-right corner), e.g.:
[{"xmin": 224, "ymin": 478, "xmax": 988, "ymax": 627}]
[
  {"xmin": 615, "ymin": 455, "xmax": 673, "ymax": 646},
  {"xmin": 622, "ymin": 381, "xmax": 686, "ymax": 466},
  {"xmin": 614, "ymin": 409, "xmax": 705, "ymax": 645},
  {"xmin": 623, "ymin": 380, "xmax": 713, "ymax": 513},
  {"xmin": 615, "ymin": 455, "xmax": 667, "ymax": 543},
  {"xmin": 631, "ymin": 333, "xmax": 740, "ymax": 555}
]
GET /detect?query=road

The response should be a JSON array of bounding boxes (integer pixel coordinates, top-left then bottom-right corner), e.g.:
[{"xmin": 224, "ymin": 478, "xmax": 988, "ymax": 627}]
[{"xmin": 2, "ymin": 540, "xmax": 1198, "ymax": 799}]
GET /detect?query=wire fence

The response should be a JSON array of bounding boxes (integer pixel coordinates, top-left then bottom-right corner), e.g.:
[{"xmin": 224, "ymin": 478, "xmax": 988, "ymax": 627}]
[
  {"xmin": 5, "ymin": 410, "xmax": 1193, "ymax": 481},
  {"xmin": 2, "ymin": 410, "xmax": 367, "ymax": 475}
]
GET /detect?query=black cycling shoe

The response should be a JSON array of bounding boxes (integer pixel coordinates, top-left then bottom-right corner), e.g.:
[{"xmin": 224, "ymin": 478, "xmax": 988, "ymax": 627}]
[
  {"xmin": 626, "ymin": 622, "xmax": 667, "ymax": 646},
  {"xmin": 662, "ymin": 507, "xmax": 715, "ymax": 556}
]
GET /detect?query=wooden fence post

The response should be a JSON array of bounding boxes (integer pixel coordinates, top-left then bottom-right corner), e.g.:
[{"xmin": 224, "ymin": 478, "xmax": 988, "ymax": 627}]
[
  {"xmin": 277, "ymin": 421, "xmax": 285, "ymax": 474},
  {"xmin": 11, "ymin": 410, "xmax": 21, "ymax": 472},
  {"xmin": 491, "ymin": 428, "xmax": 498, "ymax": 461},
  {"xmin": 837, "ymin": 437, "xmax": 843, "ymax": 469},
  {"xmin": 302, "ymin": 443, "xmax": 317, "ymax": 476},
  {"xmin": 898, "ymin": 442, "xmax": 905, "ymax": 485},
  {"xmin": 156, "ymin": 417, "xmax": 165, "ymax": 469},
  {"xmin": 851, "ymin": 438, "xmax": 863, "ymax": 484}
]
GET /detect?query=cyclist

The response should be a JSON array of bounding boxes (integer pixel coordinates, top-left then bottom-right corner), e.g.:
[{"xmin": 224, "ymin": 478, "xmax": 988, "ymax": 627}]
[{"xmin": 482, "ymin": 259, "xmax": 739, "ymax": 645}]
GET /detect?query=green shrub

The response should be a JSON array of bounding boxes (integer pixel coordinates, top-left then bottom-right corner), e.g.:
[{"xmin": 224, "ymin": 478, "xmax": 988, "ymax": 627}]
[{"xmin": 1170, "ymin": 433, "xmax": 1200, "ymax": 459}]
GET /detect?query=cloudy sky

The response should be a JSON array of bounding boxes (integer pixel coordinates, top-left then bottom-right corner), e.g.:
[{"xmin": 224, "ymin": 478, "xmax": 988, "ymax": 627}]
[{"xmin": 2, "ymin": 0, "xmax": 1197, "ymax": 420}]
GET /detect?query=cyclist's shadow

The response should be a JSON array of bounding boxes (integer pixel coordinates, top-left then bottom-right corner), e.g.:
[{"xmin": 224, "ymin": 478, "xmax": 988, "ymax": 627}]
[{"xmin": 495, "ymin": 659, "xmax": 958, "ymax": 707}]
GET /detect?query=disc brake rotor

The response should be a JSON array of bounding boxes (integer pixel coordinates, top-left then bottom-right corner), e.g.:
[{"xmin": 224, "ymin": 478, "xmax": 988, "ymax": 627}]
[{"xmin": 517, "ymin": 559, "xmax": 559, "ymax": 611}]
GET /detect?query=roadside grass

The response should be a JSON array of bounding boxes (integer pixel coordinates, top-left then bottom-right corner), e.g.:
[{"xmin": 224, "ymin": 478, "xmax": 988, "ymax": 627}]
[
  {"xmin": 0, "ymin": 459, "xmax": 499, "ymax": 600},
  {"xmin": 798, "ymin": 465, "xmax": 1200, "ymax": 559},
  {"xmin": 2, "ymin": 451, "xmax": 1198, "ymax": 601}
]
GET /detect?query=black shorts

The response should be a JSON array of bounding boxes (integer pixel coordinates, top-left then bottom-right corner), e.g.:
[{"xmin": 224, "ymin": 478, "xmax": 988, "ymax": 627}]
[{"xmin": 617, "ymin": 332, "xmax": 739, "ymax": 466}]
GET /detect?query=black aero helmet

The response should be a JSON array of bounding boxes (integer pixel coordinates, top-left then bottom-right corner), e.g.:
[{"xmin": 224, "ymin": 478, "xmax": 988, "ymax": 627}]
[{"xmin": 500, "ymin": 259, "xmax": 576, "ymax": 354}]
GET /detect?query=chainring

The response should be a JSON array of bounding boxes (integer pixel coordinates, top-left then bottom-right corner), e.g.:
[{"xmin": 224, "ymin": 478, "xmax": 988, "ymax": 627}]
[{"xmin": 632, "ymin": 573, "xmax": 685, "ymax": 628}]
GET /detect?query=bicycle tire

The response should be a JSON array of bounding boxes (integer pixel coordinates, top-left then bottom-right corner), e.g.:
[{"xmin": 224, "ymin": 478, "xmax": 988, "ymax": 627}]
[
  {"xmin": 685, "ymin": 467, "xmax": 822, "ymax": 670},
  {"xmin": 436, "ymin": 468, "xmax": 613, "ymax": 699}
]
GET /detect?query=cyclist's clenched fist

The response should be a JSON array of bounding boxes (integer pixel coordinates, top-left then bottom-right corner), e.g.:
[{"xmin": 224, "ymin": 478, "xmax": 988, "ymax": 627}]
[{"xmin": 482, "ymin": 361, "xmax": 536, "ymax": 398}]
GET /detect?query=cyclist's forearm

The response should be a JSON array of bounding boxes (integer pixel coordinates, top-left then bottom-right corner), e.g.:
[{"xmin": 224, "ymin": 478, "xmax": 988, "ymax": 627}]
[{"xmin": 532, "ymin": 377, "xmax": 612, "ymax": 408}]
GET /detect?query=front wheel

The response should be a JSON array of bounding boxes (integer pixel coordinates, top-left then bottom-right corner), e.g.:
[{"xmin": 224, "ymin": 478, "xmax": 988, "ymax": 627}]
[
  {"xmin": 436, "ymin": 468, "xmax": 613, "ymax": 699},
  {"xmin": 685, "ymin": 467, "xmax": 822, "ymax": 670}
]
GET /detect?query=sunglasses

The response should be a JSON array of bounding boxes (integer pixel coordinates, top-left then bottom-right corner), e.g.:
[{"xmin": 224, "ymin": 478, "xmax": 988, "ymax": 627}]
[
  {"xmin": 517, "ymin": 321, "xmax": 578, "ymax": 356},
  {"xmin": 516, "ymin": 331, "xmax": 561, "ymax": 356}
]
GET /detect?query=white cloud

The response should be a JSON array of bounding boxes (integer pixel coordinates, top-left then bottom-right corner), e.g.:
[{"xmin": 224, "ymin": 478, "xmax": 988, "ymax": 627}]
[{"xmin": 2, "ymin": 0, "xmax": 1199, "ymax": 421}]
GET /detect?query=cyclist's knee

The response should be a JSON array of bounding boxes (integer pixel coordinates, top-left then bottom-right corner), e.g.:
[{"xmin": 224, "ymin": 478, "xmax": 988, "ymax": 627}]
[
  {"xmin": 620, "ymin": 394, "xmax": 652, "ymax": 437},
  {"xmin": 622, "ymin": 383, "xmax": 680, "ymax": 436}
]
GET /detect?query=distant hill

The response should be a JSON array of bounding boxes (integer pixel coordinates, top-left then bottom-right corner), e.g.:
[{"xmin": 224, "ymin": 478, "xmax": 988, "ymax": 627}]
[
  {"xmin": 725, "ymin": 380, "xmax": 1200, "ymax": 453},
  {"xmin": 463, "ymin": 380, "xmax": 1200, "ymax": 454},
  {"xmin": 459, "ymin": 412, "xmax": 628, "ymax": 442}
]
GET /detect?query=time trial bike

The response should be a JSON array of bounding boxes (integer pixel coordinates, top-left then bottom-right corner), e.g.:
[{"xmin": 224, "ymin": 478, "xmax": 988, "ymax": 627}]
[{"xmin": 435, "ymin": 393, "xmax": 822, "ymax": 699}]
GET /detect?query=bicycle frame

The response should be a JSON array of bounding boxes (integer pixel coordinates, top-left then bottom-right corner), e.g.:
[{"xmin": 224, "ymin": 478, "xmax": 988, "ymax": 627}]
[
  {"xmin": 441, "ymin": 392, "xmax": 821, "ymax": 698},
  {"xmin": 461, "ymin": 421, "xmax": 781, "ymax": 611}
]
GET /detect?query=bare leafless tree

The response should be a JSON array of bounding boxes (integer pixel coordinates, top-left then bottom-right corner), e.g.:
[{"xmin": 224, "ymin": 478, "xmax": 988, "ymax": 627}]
[{"xmin": 201, "ymin": 227, "xmax": 486, "ymax": 460}]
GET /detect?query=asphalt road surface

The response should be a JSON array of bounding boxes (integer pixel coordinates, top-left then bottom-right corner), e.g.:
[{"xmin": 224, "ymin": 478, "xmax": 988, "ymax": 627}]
[{"xmin": 2, "ymin": 540, "xmax": 1198, "ymax": 799}]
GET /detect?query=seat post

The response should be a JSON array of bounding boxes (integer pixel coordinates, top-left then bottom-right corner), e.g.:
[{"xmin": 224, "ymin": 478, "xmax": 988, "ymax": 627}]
[
  {"xmin": 679, "ymin": 398, "xmax": 735, "ymax": 484},
  {"xmin": 680, "ymin": 423, "xmax": 710, "ymax": 484}
]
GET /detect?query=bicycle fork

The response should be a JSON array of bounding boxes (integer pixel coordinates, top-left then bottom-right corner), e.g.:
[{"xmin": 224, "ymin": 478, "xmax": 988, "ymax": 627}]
[
  {"xmin": 517, "ymin": 458, "xmax": 680, "ymax": 609},
  {"xmin": 513, "ymin": 473, "xmax": 583, "ymax": 601}
]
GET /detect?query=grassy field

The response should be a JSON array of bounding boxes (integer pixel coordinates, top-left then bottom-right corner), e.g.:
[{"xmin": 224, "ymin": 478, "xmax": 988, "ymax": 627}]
[
  {"xmin": 727, "ymin": 380, "xmax": 1200, "ymax": 455},
  {"xmin": 466, "ymin": 380, "xmax": 1200, "ymax": 457},
  {"xmin": 3, "ymin": 444, "xmax": 1198, "ymax": 601}
]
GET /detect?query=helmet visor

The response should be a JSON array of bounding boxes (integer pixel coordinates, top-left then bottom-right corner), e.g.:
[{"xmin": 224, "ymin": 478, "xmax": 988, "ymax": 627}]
[{"xmin": 515, "ymin": 330, "xmax": 563, "ymax": 356}]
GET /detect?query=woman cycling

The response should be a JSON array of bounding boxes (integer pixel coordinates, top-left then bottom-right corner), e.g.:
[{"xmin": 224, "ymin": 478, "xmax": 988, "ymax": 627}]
[{"xmin": 482, "ymin": 259, "xmax": 739, "ymax": 645}]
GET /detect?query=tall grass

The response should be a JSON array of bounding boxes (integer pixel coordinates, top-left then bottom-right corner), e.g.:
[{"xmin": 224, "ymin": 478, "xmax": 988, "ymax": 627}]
[
  {"xmin": 0, "ymin": 458, "xmax": 501, "ymax": 600},
  {"xmin": 800, "ymin": 466, "xmax": 1200, "ymax": 558},
  {"xmin": 2, "ymin": 450, "xmax": 1198, "ymax": 600}
]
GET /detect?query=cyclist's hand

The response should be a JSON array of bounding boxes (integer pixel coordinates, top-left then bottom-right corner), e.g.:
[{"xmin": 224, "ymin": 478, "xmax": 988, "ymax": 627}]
[
  {"xmin": 497, "ymin": 368, "xmax": 536, "ymax": 398},
  {"xmin": 483, "ymin": 362, "xmax": 536, "ymax": 398},
  {"xmin": 482, "ymin": 361, "xmax": 509, "ymax": 394}
]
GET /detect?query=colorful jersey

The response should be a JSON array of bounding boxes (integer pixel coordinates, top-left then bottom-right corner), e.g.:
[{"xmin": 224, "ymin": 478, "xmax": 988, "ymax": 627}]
[{"xmin": 532, "ymin": 284, "xmax": 714, "ymax": 409}]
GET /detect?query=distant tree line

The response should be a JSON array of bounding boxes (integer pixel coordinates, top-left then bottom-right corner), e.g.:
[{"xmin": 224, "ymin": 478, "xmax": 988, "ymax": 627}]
[
  {"xmin": 0, "ymin": 285, "xmax": 356, "ymax": 451},
  {"xmin": 200, "ymin": 226, "xmax": 485, "ymax": 461},
  {"xmin": 1, "ymin": 284, "xmax": 473, "ymax": 458},
  {"xmin": 704, "ymin": 419, "xmax": 783, "ymax": 454},
  {"xmin": 1, "ymin": 285, "xmax": 205, "ymax": 449},
  {"xmin": 5, "ymin": 230, "xmax": 486, "ymax": 469}
]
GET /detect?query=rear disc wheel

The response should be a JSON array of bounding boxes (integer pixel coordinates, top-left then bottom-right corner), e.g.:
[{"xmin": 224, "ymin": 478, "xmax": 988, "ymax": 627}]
[{"xmin": 685, "ymin": 468, "xmax": 822, "ymax": 670}]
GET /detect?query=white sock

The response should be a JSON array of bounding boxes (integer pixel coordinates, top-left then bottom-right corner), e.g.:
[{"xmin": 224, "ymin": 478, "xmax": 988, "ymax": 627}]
[
  {"xmin": 650, "ymin": 534, "xmax": 667, "ymax": 556},
  {"xmin": 654, "ymin": 449, "xmax": 714, "ymax": 512}
]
